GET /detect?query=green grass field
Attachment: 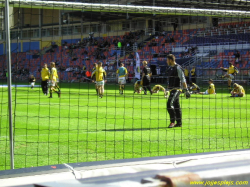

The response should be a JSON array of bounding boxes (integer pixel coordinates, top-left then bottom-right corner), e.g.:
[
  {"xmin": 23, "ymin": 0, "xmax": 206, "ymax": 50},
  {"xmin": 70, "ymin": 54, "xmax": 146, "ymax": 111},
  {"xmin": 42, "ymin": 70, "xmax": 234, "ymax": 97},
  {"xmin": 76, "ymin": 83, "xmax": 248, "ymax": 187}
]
[{"xmin": 0, "ymin": 82, "xmax": 249, "ymax": 170}]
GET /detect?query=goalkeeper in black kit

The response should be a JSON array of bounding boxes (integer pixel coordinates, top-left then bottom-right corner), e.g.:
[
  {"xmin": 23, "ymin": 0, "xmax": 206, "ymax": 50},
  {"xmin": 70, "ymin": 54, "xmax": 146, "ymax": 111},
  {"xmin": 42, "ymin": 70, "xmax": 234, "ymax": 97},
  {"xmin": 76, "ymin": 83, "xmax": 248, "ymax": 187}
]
[{"xmin": 166, "ymin": 54, "xmax": 190, "ymax": 128}]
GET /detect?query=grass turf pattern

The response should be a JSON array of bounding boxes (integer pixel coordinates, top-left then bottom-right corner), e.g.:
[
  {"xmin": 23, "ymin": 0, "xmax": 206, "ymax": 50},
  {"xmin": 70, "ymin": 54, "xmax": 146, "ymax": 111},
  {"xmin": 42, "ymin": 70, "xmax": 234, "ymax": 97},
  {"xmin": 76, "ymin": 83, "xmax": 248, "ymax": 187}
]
[{"xmin": 0, "ymin": 82, "xmax": 249, "ymax": 170}]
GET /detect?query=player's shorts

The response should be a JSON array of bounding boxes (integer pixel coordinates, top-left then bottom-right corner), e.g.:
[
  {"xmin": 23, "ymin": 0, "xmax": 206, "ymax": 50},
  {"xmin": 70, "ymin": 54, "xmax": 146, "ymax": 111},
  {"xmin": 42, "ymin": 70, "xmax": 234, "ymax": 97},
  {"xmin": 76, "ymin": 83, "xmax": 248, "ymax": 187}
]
[
  {"xmin": 227, "ymin": 74, "xmax": 234, "ymax": 81},
  {"xmin": 30, "ymin": 82, "xmax": 35, "ymax": 87},
  {"xmin": 204, "ymin": 90, "xmax": 209, "ymax": 95},
  {"xmin": 118, "ymin": 77, "xmax": 126, "ymax": 85},
  {"xmin": 48, "ymin": 80, "xmax": 56, "ymax": 87},
  {"xmin": 96, "ymin": 80, "xmax": 105, "ymax": 86}
]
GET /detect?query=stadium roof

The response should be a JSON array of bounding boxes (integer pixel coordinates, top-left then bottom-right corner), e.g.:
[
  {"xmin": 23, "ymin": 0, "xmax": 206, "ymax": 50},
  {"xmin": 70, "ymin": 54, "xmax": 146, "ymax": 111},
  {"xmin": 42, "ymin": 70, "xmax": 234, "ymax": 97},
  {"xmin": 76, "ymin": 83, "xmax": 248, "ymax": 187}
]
[{"xmin": 1, "ymin": 0, "xmax": 250, "ymax": 20}]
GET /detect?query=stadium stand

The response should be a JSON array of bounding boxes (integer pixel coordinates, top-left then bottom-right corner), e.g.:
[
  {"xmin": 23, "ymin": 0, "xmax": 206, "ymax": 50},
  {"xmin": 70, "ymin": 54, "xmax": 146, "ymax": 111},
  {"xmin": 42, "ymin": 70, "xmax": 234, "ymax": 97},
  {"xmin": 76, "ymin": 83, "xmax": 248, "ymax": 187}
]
[{"xmin": 1, "ymin": 22, "xmax": 250, "ymax": 82}]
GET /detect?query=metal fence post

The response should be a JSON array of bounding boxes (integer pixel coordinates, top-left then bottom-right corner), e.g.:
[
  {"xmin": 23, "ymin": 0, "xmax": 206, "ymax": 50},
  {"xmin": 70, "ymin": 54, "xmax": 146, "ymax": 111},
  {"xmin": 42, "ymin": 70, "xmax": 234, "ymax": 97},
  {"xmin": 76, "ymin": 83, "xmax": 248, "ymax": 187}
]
[{"xmin": 5, "ymin": 0, "xmax": 14, "ymax": 169}]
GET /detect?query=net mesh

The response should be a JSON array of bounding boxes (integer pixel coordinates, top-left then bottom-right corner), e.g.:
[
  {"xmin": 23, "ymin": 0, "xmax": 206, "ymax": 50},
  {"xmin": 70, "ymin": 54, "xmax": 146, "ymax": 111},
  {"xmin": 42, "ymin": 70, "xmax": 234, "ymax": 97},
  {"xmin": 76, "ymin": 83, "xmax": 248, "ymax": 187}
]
[{"xmin": 0, "ymin": 0, "xmax": 250, "ymax": 170}]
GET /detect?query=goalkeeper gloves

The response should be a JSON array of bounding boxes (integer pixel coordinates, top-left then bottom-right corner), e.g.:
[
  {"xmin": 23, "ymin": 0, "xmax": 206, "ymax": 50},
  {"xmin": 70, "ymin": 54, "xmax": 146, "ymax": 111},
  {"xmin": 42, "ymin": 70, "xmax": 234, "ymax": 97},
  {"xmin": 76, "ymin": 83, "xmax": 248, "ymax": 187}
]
[{"xmin": 183, "ymin": 88, "xmax": 191, "ymax": 99}]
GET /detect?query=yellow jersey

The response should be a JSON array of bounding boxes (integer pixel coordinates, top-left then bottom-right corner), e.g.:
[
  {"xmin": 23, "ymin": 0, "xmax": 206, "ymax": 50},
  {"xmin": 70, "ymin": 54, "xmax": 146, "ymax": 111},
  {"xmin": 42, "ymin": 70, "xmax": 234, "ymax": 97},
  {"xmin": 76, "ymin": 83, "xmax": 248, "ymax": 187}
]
[
  {"xmin": 190, "ymin": 83, "xmax": 200, "ymax": 91},
  {"xmin": 134, "ymin": 80, "xmax": 141, "ymax": 89},
  {"xmin": 233, "ymin": 85, "xmax": 245, "ymax": 96},
  {"xmin": 152, "ymin": 85, "xmax": 165, "ymax": 92},
  {"xmin": 41, "ymin": 67, "xmax": 50, "ymax": 81},
  {"xmin": 226, "ymin": 65, "xmax": 235, "ymax": 74},
  {"xmin": 184, "ymin": 69, "xmax": 189, "ymax": 77},
  {"xmin": 50, "ymin": 67, "xmax": 58, "ymax": 81},
  {"xmin": 91, "ymin": 67, "xmax": 106, "ymax": 81},
  {"xmin": 208, "ymin": 83, "xmax": 215, "ymax": 94}
]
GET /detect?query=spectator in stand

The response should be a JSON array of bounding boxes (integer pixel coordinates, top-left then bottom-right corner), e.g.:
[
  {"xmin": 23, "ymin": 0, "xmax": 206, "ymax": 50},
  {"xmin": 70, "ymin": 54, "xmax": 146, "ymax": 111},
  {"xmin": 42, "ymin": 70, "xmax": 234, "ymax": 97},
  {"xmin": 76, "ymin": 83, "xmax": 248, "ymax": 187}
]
[
  {"xmin": 170, "ymin": 36, "xmax": 175, "ymax": 43},
  {"xmin": 86, "ymin": 69, "xmax": 91, "ymax": 82},
  {"xmin": 172, "ymin": 18, "xmax": 178, "ymax": 31},
  {"xmin": 234, "ymin": 51, "xmax": 240, "ymax": 64},
  {"xmin": 104, "ymin": 64, "xmax": 108, "ymax": 71},
  {"xmin": 128, "ymin": 53, "xmax": 134, "ymax": 59}
]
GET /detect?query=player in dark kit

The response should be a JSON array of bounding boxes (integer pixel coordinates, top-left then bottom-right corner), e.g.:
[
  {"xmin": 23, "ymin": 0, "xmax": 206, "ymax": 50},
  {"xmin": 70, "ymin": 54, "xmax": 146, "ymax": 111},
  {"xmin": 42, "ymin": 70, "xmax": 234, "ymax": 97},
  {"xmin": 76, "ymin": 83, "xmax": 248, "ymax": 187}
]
[
  {"xmin": 166, "ymin": 54, "xmax": 190, "ymax": 128},
  {"xmin": 141, "ymin": 61, "xmax": 152, "ymax": 95}
]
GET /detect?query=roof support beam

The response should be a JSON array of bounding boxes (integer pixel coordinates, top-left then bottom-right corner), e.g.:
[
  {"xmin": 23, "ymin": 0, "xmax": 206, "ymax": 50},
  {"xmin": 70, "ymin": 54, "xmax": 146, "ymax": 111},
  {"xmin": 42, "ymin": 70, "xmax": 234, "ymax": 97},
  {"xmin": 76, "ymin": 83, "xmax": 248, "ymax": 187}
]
[{"xmin": 0, "ymin": 0, "xmax": 249, "ymax": 17}]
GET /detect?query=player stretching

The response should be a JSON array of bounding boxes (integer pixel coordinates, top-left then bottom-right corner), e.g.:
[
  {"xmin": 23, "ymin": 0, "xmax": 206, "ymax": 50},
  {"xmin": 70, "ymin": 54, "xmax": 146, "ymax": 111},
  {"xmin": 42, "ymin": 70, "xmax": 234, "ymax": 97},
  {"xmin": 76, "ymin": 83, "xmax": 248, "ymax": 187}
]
[
  {"xmin": 199, "ymin": 79, "xmax": 216, "ymax": 95},
  {"xmin": 48, "ymin": 62, "xmax": 61, "ymax": 98},
  {"xmin": 116, "ymin": 63, "xmax": 128, "ymax": 95},
  {"xmin": 166, "ymin": 54, "xmax": 190, "ymax": 128},
  {"xmin": 217, "ymin": 62, "xmax": 239, "ymax": 92},
  {"xmin": 231, "ymin": 83, "xmax": 245, "ymax": 97},
  {"xmin": 152, "ymin": 85, "xmax": 169, "ymax": 98},
  {"xmin": 91, "ymin": 62, "xmax": 107, "ymax": 98},
  {"xmin": 189, "ymin": 82, "xmax": 200, "ymax": 94},
  {"xmin": 134, "ymin": 80, "xmax": 142, "ymax": 94}
]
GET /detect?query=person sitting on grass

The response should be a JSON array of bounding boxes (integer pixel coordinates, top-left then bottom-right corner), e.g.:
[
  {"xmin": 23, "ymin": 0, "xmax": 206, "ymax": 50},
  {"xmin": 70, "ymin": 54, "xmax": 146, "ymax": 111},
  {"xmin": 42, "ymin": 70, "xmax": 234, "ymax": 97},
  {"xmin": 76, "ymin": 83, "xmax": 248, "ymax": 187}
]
[
  {"xmin": 29, "ymin": 74, "xmax": 36, "ymax": 89},
  {"xmin": 152, "ymin": 85, "xmax": 169, "ymax": 98},
  {"xmin": 231, "ymin": 83, "xmax": 245, "ymax": 97},
  {"xmin": 134, "ymin": 80, "xmax": 142, "ymax": 94},
  {"xmin": 199, "ymin": 79, "xmax": 216, "ymax": 95},
  {"xmin": 189, "ymin": 82, "xmax": 200, "ymax": 94}
]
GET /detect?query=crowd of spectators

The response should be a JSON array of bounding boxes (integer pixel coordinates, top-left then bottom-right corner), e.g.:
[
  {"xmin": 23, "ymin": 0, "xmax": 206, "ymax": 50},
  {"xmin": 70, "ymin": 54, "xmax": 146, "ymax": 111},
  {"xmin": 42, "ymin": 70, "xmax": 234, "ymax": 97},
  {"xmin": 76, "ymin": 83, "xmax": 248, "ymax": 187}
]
[{"xmin": 181, "ymin": 46, "xmax": 198, "ymax": 58}]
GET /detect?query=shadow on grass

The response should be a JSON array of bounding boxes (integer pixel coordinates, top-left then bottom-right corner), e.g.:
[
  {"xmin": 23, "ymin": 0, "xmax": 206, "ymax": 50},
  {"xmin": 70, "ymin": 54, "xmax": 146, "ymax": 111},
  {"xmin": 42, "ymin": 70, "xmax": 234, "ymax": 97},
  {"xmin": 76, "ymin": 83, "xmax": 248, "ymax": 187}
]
[{"xmin": 102, "ymin": 127, "xmax": 168, "ymax": 131}]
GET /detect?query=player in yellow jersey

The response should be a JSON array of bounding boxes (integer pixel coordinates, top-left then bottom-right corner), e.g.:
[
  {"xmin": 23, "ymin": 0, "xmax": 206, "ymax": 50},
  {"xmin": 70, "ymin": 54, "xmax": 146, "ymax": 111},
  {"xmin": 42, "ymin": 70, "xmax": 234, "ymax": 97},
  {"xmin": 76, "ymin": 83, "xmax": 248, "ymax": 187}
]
[
  {"xmin": 48, "ymin": 62, "xmax": 61, "ymax": 98},
  {"xmin": 152, "ymin": 85, "xmax": 169, "ymax": 98},
  {"xmin": 189, "ymin": 82, "xmax": 200, "ymax": 94},
  {"xmin": 41, "ymin": 63, "xmax": 50, "ymax": 95},
  {"xmin": 199, "ymin": 79, "xmax": 216, "ymax": 95},
  {"xmin": 91, "ymin": 61, "xmax": 107, "ymax": 98},
  {"xmin": 134, "ymin": 80, "xmax": 142, "ymax": 94},
  {"xmin": 231, "ymin": 83, "xmax": 245, "ymax": 97},
  {"xmin": 218, "ymin": 62, "xmax": 239, "ymax": 92}
]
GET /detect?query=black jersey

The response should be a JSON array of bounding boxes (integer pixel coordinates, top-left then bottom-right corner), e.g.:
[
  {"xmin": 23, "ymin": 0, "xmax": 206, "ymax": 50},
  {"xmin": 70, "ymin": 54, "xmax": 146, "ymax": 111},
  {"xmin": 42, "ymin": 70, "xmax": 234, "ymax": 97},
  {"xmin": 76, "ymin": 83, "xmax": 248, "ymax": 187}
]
[
  {"xmin": 29, "ymin": 78, "xmax": 35, "ymax": 83},
  {"xmin": 167, "ymin": 64, "xmax": 185, "ymax": 89},
  {"xmin": 143, "ymin": 66, "xmax": 151, "ymax": 81}
]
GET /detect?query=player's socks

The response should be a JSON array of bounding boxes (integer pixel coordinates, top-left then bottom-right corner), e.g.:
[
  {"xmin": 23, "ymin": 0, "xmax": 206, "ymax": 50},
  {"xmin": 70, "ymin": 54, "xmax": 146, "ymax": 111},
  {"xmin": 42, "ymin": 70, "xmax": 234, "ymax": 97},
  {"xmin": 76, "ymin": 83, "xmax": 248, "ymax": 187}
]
[
  {"xmin": 96, "ymin": 89, "xmax": 98, "ymax": 94},
  {"xmin": 48, "ymin": 92, "xmax": 52, "ymax": 98},
  {"xmin": 56, "ymin": 90, "xmax": 61, "ymax": 98}
]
